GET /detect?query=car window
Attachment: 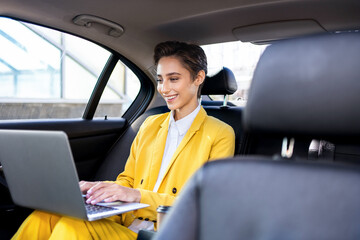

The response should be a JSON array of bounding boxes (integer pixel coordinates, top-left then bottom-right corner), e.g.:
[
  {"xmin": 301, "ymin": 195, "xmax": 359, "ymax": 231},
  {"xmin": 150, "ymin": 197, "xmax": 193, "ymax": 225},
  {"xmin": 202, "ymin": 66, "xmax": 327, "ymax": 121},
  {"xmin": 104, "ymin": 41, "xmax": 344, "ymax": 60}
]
[
  {"xmin": 202, "ymin": 41, "xmax": 267, "ymax": 106},
  {"xmin": 95, "ymin": 60, "xmax": 141, "ymax": 118},
  {"xmin": 0, "ymin": 17, "xmax": 140, "ymax": 119}
]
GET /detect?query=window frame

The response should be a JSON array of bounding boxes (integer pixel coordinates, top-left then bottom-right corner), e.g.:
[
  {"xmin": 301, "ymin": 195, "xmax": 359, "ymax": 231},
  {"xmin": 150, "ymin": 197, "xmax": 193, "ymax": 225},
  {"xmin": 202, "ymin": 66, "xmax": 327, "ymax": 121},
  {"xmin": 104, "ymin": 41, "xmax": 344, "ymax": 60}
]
[{"xmin": 83, "ymin": 52, "xmax": 155, "ymax": 123}]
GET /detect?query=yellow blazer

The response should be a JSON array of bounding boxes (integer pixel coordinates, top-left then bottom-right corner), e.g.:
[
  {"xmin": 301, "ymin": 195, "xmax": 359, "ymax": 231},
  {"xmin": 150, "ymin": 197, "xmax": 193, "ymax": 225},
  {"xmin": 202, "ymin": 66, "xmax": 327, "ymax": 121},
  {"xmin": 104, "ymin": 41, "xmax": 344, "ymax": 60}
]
[{"xmin": 115, "ymin": 106, "xmax": 235, "ymax": 226}]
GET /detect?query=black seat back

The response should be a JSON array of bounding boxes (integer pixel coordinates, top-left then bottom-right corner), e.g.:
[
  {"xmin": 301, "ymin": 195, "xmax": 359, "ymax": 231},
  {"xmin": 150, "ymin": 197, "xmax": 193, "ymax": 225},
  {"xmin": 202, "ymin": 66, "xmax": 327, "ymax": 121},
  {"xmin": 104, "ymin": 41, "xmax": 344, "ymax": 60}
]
[{"xmin": 156, "ymin": 159, "xmax": 360, "ymax": 240}]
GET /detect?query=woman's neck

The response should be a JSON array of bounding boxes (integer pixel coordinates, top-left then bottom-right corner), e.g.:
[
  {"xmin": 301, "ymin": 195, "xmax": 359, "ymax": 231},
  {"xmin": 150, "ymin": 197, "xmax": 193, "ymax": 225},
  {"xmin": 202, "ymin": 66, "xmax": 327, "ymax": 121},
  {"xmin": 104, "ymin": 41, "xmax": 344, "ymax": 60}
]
[{"xmin": 173, "ymin": 101, "xmax": 200, "ymax": 121}]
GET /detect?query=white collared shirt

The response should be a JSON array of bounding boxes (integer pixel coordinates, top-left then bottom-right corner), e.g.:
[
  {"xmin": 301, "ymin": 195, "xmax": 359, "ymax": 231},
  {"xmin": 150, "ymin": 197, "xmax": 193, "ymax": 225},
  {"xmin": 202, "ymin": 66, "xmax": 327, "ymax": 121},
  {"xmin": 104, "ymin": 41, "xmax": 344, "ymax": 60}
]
[
  {"xmin": 153, "ymin": 103, "xmax": 201, "ymax": 192},
  {"xmin": 128, "ymin": 104, "xmax": 201, "ymax": 233}
]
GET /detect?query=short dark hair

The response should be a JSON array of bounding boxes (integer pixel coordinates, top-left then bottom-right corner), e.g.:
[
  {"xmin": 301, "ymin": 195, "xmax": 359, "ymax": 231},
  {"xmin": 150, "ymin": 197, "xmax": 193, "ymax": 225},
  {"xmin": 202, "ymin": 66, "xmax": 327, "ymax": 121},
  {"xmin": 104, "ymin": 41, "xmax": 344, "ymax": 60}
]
[{"xmin": 154, "ymin": 41, "xmax": 207, "ymax": 98}]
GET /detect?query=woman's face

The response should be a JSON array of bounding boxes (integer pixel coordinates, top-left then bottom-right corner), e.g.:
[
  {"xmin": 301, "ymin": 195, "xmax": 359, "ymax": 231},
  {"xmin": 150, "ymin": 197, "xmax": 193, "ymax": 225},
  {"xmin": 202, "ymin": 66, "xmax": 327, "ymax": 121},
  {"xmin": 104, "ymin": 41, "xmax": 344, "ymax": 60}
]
[{"xmin": 157, "ymin": 56, "xmax": 204, "ymax": 120}]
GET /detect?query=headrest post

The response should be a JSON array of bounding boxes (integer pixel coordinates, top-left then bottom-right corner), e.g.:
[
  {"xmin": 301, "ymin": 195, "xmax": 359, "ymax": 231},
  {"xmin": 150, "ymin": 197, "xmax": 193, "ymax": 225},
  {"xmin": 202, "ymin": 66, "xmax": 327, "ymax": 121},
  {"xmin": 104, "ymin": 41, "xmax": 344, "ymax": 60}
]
[
  {"xmin": 223, "ymin": 95, "xmax": 228, "ymax": 107},
  {"xmin": 281, "ymin": 137, "xmax": 295, "ymax": 158}
]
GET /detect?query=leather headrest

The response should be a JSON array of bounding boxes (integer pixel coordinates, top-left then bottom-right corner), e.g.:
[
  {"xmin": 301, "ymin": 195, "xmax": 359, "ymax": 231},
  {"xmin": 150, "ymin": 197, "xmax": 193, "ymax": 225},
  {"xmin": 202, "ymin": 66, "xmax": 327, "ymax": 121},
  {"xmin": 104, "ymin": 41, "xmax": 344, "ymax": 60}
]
[
  {"xmin": 202, "ymin": 67, "xmax": 237, "ymax": 95},
  {"xmin": 244, "ymin": 33, "xmax": 360, "ymax": 137}
]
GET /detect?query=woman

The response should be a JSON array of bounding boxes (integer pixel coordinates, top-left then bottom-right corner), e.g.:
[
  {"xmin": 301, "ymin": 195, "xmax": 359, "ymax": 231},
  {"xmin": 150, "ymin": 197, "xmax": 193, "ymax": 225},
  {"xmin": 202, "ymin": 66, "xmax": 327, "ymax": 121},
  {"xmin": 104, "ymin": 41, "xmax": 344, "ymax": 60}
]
[{"xmin": 12, "ymin": 41, "xmax": 235, "ymax": 239}]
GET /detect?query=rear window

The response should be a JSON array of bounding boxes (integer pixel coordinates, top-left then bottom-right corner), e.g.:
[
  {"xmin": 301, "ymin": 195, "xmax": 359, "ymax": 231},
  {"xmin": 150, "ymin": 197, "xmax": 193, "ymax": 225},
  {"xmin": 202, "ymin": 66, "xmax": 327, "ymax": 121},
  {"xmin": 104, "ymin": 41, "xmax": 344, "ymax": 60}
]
[
  {"xmin": 0, "ymin": 17, "xmax": 140, "ymax": 119},
  {"xmin": 202, "ymin": 41, "xmax": 267, "ymax": 106}
]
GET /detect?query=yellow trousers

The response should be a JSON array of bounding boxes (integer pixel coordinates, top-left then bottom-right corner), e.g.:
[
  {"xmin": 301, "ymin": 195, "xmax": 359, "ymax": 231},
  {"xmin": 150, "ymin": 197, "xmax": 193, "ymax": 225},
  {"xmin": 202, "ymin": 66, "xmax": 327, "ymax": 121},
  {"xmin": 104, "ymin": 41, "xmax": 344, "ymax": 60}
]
[{"xmin": 12, "ymin": 210, "xmax": 137, "ymax": 240}]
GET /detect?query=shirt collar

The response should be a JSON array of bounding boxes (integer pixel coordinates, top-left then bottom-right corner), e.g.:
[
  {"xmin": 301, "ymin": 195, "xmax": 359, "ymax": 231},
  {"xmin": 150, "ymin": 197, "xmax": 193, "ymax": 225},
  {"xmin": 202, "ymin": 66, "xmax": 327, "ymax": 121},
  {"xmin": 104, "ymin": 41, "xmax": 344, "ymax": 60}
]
[{"xmin": 169, "ymin": 104, "xmax": 201, "ymax": 136}]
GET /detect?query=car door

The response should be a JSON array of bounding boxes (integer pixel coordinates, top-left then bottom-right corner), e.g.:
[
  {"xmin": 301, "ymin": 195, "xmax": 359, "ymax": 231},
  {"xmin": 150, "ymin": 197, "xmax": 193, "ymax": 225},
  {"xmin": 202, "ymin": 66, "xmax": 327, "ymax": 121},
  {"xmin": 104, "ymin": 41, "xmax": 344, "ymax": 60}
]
[{"xmin": 0, "ymin": 17, "xmax": 153, "ymax": 238}]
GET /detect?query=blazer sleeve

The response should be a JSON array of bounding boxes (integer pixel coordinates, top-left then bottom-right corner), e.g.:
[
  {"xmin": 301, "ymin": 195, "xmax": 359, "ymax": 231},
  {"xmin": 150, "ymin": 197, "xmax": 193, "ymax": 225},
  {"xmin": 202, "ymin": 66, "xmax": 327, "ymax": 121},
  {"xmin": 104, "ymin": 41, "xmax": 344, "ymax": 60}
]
[
  {"xmin": 114, "ymin": 117, "xmax": 150, "ymax": 188},
  {"xmin": 114, "ymin": 145, "xmax": 136, "ymax": 188},
  {"xmin": 209, "ymin": 123, "xmax": 235, "ymax": 161},
  {"xmin": 138, "ymin": 189, "xmax": 176, "ymax": 212}
]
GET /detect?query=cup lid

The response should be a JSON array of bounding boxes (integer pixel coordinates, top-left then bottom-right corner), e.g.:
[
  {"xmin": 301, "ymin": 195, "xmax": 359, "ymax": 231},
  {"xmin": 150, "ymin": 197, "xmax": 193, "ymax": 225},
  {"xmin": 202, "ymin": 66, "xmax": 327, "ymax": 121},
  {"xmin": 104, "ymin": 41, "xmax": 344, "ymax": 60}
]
[{"xmin": 157, "ymin": 205, "xmax": 171, "ymax": 213}]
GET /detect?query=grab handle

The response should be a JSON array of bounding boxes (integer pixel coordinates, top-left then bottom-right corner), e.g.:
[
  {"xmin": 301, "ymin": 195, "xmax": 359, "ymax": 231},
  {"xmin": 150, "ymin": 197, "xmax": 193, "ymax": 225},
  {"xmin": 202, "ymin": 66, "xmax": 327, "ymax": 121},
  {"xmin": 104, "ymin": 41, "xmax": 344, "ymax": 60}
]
[{"xmin": 73, "ymin": 14, "xmax": 124, "ymax": 37}]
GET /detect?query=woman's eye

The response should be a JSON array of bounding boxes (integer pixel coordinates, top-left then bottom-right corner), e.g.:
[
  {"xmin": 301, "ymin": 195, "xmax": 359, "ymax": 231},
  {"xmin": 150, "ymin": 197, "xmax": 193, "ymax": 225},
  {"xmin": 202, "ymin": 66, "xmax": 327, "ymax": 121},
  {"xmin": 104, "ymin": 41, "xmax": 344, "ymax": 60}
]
[
  {"xmin": 157, "ymin": 79, "xmax": 163, "ymax": 84},
  {"xmin": 170, "ymin": 78, "xmax": 178, "ymax": 81}
]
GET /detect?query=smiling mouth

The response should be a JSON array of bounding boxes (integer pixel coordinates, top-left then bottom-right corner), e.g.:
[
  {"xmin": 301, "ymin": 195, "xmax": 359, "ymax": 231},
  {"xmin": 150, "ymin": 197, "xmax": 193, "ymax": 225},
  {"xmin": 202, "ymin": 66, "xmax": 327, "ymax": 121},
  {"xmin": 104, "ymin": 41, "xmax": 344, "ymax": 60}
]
[{"xmin": 164, "ymin": 95, "xmax": 177, "ymax": 101}]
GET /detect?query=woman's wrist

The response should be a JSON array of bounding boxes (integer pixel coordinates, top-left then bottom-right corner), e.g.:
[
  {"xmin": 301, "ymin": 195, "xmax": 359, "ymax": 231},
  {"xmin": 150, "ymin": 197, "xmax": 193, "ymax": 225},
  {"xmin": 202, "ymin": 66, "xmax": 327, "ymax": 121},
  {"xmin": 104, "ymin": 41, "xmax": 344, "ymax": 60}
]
[{"xmin": 133, "ymin": 189, "xmax": 141, "ymax": 203}]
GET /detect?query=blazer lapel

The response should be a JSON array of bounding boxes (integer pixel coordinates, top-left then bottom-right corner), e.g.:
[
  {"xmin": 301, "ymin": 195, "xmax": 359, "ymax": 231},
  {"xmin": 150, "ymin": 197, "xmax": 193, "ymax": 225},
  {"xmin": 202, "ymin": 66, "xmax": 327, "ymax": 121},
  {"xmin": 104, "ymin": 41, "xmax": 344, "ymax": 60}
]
[
  {"xmin": 147, "ymin": 112, "xmax": 170, "ymax": 189},
  {"xmin": 160, "ymin": 107, "xmax": 207, "ymax": 184}
]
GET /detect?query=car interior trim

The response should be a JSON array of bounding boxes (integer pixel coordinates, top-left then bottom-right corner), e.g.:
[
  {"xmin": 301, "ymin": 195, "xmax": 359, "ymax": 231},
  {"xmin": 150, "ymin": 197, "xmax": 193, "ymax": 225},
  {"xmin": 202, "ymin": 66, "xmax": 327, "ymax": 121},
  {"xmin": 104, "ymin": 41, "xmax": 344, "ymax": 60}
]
[
  {"xmin": 83, "ymin": 54, "xmax": 118, "ymax": 120},
  {"xmin": 233, "ymin": 19, "xmax": 327, "ymax": 43},
  {"xmin": 73, "ymin": 14, "xmax": 124, "ymax": 38}
]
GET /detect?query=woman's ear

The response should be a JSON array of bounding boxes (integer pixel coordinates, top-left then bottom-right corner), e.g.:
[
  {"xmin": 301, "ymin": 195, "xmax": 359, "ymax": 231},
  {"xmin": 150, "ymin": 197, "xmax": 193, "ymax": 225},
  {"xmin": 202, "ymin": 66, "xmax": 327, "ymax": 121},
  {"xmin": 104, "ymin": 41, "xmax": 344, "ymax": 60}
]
[{"xmin": 194, "ymin": 70, "xmax": 206, "ymax": 86}]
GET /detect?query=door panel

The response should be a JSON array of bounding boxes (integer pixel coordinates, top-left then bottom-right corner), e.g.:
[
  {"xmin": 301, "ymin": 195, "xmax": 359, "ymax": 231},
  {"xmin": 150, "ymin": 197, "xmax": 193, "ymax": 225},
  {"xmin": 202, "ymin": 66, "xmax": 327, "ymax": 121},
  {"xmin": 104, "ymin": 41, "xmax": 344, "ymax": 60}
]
[{"xmin": 0, "ymin": 118, "xmax": 127, "ymax": 179}]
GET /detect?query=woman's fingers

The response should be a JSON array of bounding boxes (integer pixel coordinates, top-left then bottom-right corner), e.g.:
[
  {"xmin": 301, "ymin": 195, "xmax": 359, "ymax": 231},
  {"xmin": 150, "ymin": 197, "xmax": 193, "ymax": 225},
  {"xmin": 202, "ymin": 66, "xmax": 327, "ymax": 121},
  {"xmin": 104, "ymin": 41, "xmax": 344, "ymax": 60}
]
[
  {"xmin": 85, "ymin": 182, "xmax": 141, "ymax": 204},
  {"xmin": 86, "ymin": 192, "xmax": 109, "ymax": 205},
  {"xmin": 86, "ymin": 182, "xmax": 119, "ymax": 204},
  {"xmin": 79, "ymin": 181, "xmax": 97, "ymax": 193},
  {"xmin": 86, "ymin": 181, "xmax": 103, "ymax": 194},
  {"xmin": 103, "ymin": 195, "xmax": 117, "ymax": 203}
]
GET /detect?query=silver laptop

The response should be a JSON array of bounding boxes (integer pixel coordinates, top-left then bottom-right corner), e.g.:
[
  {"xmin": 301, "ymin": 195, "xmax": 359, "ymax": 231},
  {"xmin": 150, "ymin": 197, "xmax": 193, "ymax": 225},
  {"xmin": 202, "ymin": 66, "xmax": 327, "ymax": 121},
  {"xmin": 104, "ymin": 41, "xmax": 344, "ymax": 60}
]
[{"xmin": 0, "ymin": 129, "xmax": 148, "ymax": 221}]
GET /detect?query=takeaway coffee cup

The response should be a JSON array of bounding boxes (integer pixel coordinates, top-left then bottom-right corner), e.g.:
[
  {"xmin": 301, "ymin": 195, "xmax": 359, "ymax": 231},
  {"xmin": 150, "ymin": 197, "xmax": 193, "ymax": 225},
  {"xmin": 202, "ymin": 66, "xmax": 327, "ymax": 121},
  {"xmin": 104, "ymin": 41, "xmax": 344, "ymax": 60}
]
[{"xmin": 156, "ymin": 205, "xmax": 171, "ymax": 230}]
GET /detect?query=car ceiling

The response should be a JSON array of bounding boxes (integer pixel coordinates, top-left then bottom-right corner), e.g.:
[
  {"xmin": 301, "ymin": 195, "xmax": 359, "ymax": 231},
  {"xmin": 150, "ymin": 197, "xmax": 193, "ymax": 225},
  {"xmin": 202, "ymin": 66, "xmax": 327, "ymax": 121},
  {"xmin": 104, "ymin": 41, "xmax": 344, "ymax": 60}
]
[{"xmin": 1, "ymin": 0, "xmax": 360, "ymax": 79}]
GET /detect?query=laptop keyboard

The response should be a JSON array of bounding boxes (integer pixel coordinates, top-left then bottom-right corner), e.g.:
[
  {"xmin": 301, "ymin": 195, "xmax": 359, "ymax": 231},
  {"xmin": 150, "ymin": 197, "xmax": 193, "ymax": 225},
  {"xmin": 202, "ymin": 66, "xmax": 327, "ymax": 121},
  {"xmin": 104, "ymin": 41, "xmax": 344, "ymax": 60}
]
[{"xmin": 85, "ymin": 204, "xmax": 116, "ymax": 214}]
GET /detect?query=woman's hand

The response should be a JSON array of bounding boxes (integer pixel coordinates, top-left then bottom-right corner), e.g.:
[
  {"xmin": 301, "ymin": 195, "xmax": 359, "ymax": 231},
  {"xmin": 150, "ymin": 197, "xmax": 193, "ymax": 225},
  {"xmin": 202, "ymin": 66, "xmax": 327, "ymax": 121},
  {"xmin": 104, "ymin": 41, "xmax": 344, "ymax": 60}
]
[
  {"xmin": 79, "ymin": 181, "xmax": 98, "ymax": 194},
  {"xmin": 79, "ymin": 181, "xmax": 141, "ymax": 205}
]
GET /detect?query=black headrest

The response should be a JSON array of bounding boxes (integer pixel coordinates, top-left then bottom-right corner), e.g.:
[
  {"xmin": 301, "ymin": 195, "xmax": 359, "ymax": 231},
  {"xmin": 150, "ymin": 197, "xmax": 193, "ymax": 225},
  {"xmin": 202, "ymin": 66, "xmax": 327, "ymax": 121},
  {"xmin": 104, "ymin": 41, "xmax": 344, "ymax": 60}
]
[
  {"xmin": 202, "ymin": 67, "xmax": 238, "ymax": 95},
  {"xmin": 244, "ymin": 33, "xmax": 360, "ymax": 137}
]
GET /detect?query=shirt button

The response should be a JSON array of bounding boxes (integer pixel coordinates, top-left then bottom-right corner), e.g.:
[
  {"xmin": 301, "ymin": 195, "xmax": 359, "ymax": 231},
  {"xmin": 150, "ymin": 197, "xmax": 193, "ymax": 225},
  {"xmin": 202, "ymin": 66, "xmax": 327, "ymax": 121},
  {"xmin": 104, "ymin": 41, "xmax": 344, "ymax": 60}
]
[
  {"xmin": 172, "ymin": 188, "xmax": 177, "ymax": 194},
  {"xmin": 145, "ymin": 218, "xmax": 149, "ymax": 221}
]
